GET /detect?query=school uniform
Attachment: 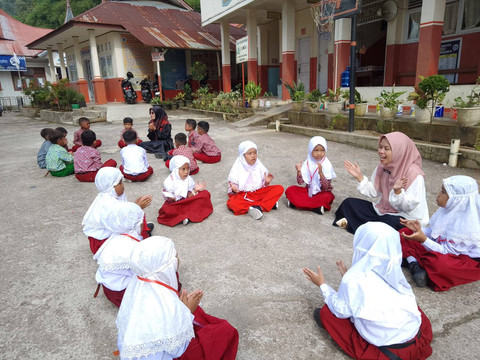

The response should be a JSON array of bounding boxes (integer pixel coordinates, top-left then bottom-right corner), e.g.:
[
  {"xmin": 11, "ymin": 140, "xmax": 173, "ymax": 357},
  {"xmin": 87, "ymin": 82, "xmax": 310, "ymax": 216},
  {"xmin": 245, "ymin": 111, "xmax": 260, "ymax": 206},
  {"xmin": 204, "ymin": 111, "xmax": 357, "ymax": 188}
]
[
  {"xmin": 187, "ymin": 129, "xmax": 200, "ymax": 147},
  {"xmin": 37, "ymin": 140, "xmax": 52, "ymax": 169},
  {"xmin": 74, "ymin": 145, "xmax": 117, "ymax": 182},
  {"xmin": 316, "ymin": 222, "xmax": 433, "ymax": 360},
  {"xmin": 334, "ymin": 132, "xmax": 429, "ymax": 234},
  {"xmin": 227, "ymin": 141, "xmax": 284, "ymax": 215},
  {"xmin": 157, "ymin": 156, "xmax": 213, "ymax": 227},
  {"xmin": 165, "ymin": 145, "xmax": 199, "ymax": 174},
  {"xmin": 46, "ymin": 144, "xmax": 74, "ymax": 177},
  {"xmin": 118, "ymin": 128, "xmax": 142, "ymax": 148},
  {"xmin": 400, "ymin": 175, "xmax": 480, "ymax": 291},
  {"xmin": 285, "ymin": 136, "xmax": 335, "ymax": 211},
  {"xmin": 120, "ymin": 144, "xmax": 154, "ymax": 182},
  {"xmin": 116, "ymin": 237, "xmax": 239, "ymax": 360},
  {"xmin": 192, "ymin": 133, "xmax": 221, "ymax": 163},
  {"xmin": 72, "ymin": 128, "xmax": 102, "ymax": 152}
]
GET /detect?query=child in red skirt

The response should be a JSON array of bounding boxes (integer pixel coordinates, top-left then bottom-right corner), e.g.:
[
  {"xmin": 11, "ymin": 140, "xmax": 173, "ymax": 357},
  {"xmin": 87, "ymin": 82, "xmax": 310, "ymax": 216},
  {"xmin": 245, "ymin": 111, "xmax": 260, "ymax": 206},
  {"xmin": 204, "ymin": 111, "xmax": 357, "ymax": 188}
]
[
  {"xmin": 157, "ymin": 155, "xmax": 213, "ymax": 227},
  {"xmin": 116, "ymin": 237, "xmax": 239, "ymax": 360},
  {"xmin": 303, "ymin": 222, "xmax": 433, "ymax": 360},
  {"xmin": 227, "ymin": 140, "xmax": 284, "ymax": 220},
  {"xmin": 285, "ymin": 136, "xmax": 335, "ymax": 214},
  {"xmin": 400, "ymin": 175, "xmax": 480, "ymax": 291}
]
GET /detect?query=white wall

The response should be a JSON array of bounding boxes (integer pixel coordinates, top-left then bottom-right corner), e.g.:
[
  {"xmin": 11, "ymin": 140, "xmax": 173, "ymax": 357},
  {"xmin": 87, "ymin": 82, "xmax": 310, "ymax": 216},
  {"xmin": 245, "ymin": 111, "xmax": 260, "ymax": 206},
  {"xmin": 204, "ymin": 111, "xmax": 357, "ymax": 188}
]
[{"xmin": 201, "ymin": 0, "xmax": 252, "ymax": 25}]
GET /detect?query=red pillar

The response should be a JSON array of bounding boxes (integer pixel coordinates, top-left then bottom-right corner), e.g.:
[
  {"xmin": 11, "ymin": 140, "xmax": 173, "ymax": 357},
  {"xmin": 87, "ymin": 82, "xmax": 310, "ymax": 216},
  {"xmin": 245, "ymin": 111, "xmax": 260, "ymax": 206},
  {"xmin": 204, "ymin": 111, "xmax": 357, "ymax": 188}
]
[
  {"xmin": 258, "ymin": 65, "xmax": 269, "ymax": 94},
  {"xmin": 334, "ymin": 40, "xmax": 350, "ymax": 89},
  {"xmin": 282, "ymin": 52, "xmax": 295, "ymax": 100},
  {"xmin": 247, "ymin": 59, "xmax": 258, "ymax": 84},
  {"xmin": 415, "ymin": 22, "xmax": 443, "ymax": 87},
  {"xmin": 222, "ymin": 65, "xmax": 231, "ymax": 93},
  {"xmin": 309, "ymin": 57, "xmax": 318, "ymax": 90},
  {"xmin": 92, "ymin": 78, "xmax": 107, "ymax": 105},
  {"xmin": 328, "ymin": 53, "xmax": 334, "ymax": 90},
  {"xmin": 384, "ymin": 44, "xmax": 398, "ymax": 86},
  {"xmin": 76, "ymin": 80, "xmax": 90, "ymax": 103}
]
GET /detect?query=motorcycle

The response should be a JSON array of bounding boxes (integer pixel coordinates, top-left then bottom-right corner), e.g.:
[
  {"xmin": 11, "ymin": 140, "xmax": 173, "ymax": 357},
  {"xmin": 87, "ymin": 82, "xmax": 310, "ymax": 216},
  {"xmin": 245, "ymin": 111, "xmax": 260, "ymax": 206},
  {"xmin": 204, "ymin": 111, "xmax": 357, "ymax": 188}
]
[
  {"xmin": 140, "ymin": 77, "xmax": 152, "ymax": 103},
  {"xmin": 121, "ymin": 72, "xmax": 137, "ymax": 104}
]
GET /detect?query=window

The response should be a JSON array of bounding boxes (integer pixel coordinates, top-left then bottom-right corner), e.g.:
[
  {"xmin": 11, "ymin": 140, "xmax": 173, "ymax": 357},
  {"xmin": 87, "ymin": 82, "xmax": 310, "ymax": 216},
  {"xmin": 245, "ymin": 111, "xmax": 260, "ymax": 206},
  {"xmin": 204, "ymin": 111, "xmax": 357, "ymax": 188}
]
[
  {"xmin": 99, "ymin": 55, "xmax": 113, "ymax": 78},
  {"xmin": 443, "ymin": 1, "xmax": 459, "ymax": 35},
  {"xmin": 462, "ymin": 0, "xmax": 480, "ymax": 30},
  {"xmin": 407, "ymin": 11, "xmax": 421, "ymax": 40},
  {"xmin": 69, "ymin": 63, "xmax": 78, "ymax": 82}
]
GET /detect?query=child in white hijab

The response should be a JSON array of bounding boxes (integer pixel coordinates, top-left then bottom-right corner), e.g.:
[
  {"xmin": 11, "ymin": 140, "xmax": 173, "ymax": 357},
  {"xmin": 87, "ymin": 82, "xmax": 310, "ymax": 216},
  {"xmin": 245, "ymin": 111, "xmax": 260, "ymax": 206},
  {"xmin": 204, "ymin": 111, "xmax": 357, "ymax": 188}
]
[
  {"xmin": 400, "ymin": 175, "xmax": 480, "ymax": 291},
  {"xmin": 303, "ymin": 222, "xmax": 433, "ymax": 360},
  {"xmin": 285, "ymin": 136, "xmax": 336, "ymax": 214},
  {"xmin": 116, "ymin": 237, "xmax": 239, "ymax": 360},
  {"xmin": 157, "ymin": 155, "xmax": 213, "ymax": 227},
  {"xmin": 82, "ymin": 167, "xmax": 153, "ymax": 254},
  {"xmin": 227, "ymin": 140, "xmax": 284, "ymax": 220}
]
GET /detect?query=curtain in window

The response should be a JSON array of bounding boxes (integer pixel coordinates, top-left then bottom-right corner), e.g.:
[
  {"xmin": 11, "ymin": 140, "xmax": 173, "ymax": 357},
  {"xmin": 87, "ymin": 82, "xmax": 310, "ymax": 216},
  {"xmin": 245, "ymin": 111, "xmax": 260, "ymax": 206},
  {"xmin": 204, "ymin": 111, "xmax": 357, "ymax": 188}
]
[
  {"xmin": 408, "ymin": 12, "xmax": 421, "ymax": 39},
  {"xmin": 443, "ymin": 2, "xmax": 458, "ymax": 34},
  {"xmin": 463, "ymin": 0, "xmax": 480, "ymax": 29}
]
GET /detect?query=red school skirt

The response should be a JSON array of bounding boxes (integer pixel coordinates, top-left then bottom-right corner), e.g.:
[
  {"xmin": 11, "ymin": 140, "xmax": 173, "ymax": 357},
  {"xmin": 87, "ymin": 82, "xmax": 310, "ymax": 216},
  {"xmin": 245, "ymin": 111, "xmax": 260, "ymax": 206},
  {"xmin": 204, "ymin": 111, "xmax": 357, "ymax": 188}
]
[
  {"xmin": 157, "ymin": 190, "xmax": 213, "ymax": 227},
  {"xmin": 285, "ymin": 185, "xmax": 335, "ymax": 210},
  {"xmin": 227, "ymin": 185, "xmax": 284, "ymax": 215}
]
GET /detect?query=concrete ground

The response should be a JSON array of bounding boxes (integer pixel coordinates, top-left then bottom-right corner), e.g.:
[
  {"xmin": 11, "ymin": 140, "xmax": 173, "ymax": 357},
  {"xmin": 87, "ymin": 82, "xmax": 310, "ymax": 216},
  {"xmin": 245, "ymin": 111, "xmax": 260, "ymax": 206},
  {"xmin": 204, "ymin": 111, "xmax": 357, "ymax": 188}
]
[{"xmin": 0, "ymin": 104, "xmax": 479, "ymax": 360}]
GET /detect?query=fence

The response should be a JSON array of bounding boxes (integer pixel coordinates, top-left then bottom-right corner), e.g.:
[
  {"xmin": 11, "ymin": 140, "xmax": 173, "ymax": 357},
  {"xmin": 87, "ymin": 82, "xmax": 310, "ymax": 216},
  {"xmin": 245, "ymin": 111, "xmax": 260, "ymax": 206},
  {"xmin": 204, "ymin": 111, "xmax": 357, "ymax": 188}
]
[{"xmin": 0, "ymin": 96, "xmax": 31, "ymax": 111}]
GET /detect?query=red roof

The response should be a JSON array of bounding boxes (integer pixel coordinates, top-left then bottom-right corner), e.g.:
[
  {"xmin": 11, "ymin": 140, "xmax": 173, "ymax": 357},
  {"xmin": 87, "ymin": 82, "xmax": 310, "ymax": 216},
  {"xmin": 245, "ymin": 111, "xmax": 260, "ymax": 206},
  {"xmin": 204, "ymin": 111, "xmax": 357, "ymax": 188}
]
[
  {"xmin": 73, "ymin": 2, "xmax": 245, "ymax": 51},
  {"xmin": 0, "ymin": 9, "xmax": 52, "ymax": 57}
]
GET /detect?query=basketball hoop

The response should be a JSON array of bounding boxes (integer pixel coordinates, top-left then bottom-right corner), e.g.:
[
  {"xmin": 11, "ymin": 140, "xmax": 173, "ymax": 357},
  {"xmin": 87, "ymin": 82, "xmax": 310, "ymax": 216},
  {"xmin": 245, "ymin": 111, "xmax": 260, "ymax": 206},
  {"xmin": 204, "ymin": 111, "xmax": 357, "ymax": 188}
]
[{"xmin": 311, "ymin": 0, "xmax": 339, "ymax": 34}]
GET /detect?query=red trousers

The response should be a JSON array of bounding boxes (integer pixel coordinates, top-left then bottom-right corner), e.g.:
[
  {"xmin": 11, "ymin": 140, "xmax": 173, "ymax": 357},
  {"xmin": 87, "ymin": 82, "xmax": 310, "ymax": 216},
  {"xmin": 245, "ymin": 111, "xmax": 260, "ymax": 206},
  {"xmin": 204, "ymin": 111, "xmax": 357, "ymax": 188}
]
[
  {"xmin": 75, "ymin": 159, "xmax": 117, "ymax": 182},
  {"xmin": 118, "ymin": 139, "xmax": 142, "ymax": 148},
  {"xmin": 157, "ymin": 190, "xmax": 213, "ymax": 227},
  {"xmin": 102, "ymin": 286, "xmax": 125, "ymax": 308},
  {"xmin": 194, "ymin": 153, "xmax": 221, "ymax": 164},
  {"xmin": 227, "ymin": 185, "xmax": 284, "ymax": 215},
  {"xmin": 400, "ymin": 228, "xmax": 480, "ymax": 291},
  {"xmin": 319, "ymin": 305, "xmax": 433, "ymax": 360},
  {"xmin": 285, "ymin": 185, "xmax": 335, "ymax": 210},
  {"xmin": 176, "ymin": 306, "xmax": 239, "ymax": 360},
  {"xmin": 120, "ymin": 165, "xmax": 154, "ymax": 182},
  {"xmin": 72, "ymin": 139, "xmax": 102, "ymax": 152},
  {"xmin": 88, "ymin": 217, "xmax": 151, "ymax": 255},
  {"xmin": 165, "ymin": 160, "xmax": 199, "ymax": 174}
]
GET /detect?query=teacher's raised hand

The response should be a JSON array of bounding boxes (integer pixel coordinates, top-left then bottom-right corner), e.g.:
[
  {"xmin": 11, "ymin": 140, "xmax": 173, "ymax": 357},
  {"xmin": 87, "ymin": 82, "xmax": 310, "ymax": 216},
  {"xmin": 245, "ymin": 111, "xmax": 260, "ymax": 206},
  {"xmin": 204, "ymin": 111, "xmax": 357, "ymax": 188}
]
[{"xmin": 344, "ymin": 160, "xmax": 363, "ymax": 182}]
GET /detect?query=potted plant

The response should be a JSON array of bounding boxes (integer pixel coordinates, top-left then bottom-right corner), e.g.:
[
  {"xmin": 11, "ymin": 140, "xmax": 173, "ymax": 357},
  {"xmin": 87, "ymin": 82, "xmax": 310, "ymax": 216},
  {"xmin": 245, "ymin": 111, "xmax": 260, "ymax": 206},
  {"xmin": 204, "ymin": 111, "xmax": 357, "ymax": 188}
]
[
  {"xmin": 244, "ymin": 81, "xmax": 262, "ymax": 108},
  {"xmin": 191, "ymin": 61, "xmax": 207, "ymax": 89},
  {"xmin": 173, "ymin": 92, "xmax": 186, "ymax": 107},
  {"xmin": 228, "ymin": 89, "xmax": 242, "ymax": 108},
  {"xmin": 183, "ymin": 83, "xmax": 193, "ymax": 104},
  {"xmin": 285, "ymin": 81, "xmax": 306, "ymax": 111},
  {"xmin": 407, "ymin": 87, "xmax": 430, "ymax": 123},
  {"xmin": 216, "ymin": 91, "xmax": 230, "ymax": 106},
  {"xmin": 375, "ymin": 87, "xmax": 406, "ymax": 119},
  {"xmin": 453, "ymin": 76, "xmax": 480, "ymax": 126},
  {"xmin": 342, "ymin": 89, "xmax": 368, "ymax": 116},
  {"xmin": 408, "ymin": 75, "xmax": 450, "ymax": 125},
  {"xmin": 326, "ymin": 87, "xmax": 344, "ymax": 114},
  {"xmin": 306, "ymin": 89, "xmax": 324, "ymax": 113}
]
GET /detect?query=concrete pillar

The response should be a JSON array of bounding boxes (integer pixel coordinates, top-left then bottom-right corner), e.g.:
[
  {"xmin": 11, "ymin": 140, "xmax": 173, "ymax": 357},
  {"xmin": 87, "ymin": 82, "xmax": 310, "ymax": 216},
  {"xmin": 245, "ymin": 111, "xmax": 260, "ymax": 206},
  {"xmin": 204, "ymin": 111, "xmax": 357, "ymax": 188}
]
[
  {"xmin": 73, "ymin": 36, "xmax": 89, "ymax": 102},
  {"xmin": 334, "ymin": 18, "xmax": 351, "ymax": 90},
  {"xmin": 47, "ymin": 48, "xmax": 57, "ymax": 83},
  {"xmin": 282, "ymin": 0, "xmax": 295, "ymax": 100},
  {"xmin": 220, "ymin": 21, "xmax": 231, "ymax": 92},
  {"xmin": 415, "ymin": 0, "xmax": 446, "ymax": 87},
  {"xmin": 88, "ymin": 29, "xmax": 107, "ymax": 104},
  {"xmin": 247, "ymin": 9, "xmax": 258, "ymax": 84},
  {"xmin": 57, "ymin": 43, "xmax": 67, "ymax": 80},
  {"xmin": 384, "ymin": 0, "xmax": 409, "ymax": 85}
]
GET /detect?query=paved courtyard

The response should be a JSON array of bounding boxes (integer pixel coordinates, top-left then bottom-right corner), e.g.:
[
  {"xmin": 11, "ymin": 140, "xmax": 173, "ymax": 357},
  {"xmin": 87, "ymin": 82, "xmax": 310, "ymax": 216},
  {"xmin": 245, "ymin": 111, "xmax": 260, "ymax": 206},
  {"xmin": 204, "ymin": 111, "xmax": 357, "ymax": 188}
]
[{"xmin": 0, "ymin": 105, "xmax": 479, "ymax": 359}]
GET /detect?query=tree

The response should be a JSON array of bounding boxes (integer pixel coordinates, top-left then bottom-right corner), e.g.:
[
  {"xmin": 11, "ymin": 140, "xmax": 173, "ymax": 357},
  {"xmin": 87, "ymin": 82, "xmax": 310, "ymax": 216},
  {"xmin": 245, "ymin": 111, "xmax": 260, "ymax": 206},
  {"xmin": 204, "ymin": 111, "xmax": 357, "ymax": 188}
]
[{"xmin": 185, "ymin": 0, "xmax": 201, "ymax": 12}]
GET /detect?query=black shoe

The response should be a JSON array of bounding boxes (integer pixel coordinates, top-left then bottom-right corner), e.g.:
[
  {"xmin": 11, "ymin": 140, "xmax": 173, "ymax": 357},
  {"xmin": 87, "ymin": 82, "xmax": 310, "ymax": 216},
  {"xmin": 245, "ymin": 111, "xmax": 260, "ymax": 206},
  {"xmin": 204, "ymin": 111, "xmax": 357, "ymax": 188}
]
[
  {"xmin": 164, "ymin": 154, "xmax": 173, "ymax": 162},
  {"xmin": 154, "ymin": 153, "xmax": 165, "ymax": 159},
  {"xmin": 312, "ymin": 206, "xmax": 325, "ymax": 215},
  {"xmin": 146, "ymin": 222, "xmax": 154, "ymax": 236},
  {"xmin": 313, "ymin": 308, "xmax": 323, "ymax": 329},
  {"xmin": 408, "ymin": 262, "xmax": 427, "ymax": 287},
  {"xmin": 272, "ymin": 202, "xmax": 278, "ymax": 210}
]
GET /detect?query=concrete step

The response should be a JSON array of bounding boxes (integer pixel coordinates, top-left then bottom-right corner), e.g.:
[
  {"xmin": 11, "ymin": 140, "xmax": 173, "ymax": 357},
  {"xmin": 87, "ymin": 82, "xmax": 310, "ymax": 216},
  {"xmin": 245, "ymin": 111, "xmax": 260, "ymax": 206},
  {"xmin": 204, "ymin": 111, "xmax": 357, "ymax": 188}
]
[{"xmin": 267, "ymin": 117, "xmax": 291, "ymax": 130}]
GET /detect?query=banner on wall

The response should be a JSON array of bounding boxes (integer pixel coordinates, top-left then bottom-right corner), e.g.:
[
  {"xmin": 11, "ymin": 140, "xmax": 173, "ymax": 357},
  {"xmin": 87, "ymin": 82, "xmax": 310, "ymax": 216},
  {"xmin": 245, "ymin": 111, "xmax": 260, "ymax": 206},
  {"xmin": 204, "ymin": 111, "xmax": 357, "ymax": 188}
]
[
  {"xmin": 438, "ymin": 38, "xmax": 462, "ymax": 84},
  {"xmin": 0, "ymin": 54, "xmax": 27, "ymax": 71}
]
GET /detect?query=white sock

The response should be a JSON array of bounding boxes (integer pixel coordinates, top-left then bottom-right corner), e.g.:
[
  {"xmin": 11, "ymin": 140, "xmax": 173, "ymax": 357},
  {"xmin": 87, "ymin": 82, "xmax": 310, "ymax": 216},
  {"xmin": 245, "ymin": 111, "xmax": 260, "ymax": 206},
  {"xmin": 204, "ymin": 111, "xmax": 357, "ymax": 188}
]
[{"xmin": 406, "ymin": 256, "xmax": 417, "ymax": 263}]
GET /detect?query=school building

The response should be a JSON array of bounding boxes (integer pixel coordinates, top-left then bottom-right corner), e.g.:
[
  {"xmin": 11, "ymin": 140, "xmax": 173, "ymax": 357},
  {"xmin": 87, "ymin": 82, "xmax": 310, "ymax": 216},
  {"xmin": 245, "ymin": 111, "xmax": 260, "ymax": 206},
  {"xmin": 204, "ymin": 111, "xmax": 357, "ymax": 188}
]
[
  {"xmin": 200, "ymin": 0, "xmax": 480, "ymax": 100},
  {"xmin": 26, "ymin": 0, "xmax": 246, "ymax": 105}
]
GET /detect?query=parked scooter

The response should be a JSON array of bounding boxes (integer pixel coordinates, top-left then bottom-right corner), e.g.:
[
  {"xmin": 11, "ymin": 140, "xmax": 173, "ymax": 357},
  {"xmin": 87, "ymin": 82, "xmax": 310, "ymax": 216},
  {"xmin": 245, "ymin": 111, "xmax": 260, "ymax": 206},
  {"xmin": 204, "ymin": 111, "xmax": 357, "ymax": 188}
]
[
  {"xmin": 153, "ymin": 73, "xmax": 161, "ymax": 99},
  {"xmin": 140, "ymin": 76, "xmax": 152, "ymax": 103},
  {"xmin": 121, "ymin": 72, "xmax": 137, "ymax": 104}
]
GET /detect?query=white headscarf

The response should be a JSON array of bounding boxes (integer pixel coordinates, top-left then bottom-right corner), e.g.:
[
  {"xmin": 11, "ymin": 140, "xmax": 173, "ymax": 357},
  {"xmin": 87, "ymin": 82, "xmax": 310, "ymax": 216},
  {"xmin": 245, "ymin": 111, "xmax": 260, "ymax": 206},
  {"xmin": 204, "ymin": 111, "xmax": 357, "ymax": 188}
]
[
  {"xmin": 82, "ymin": 167, "xmax": 126, "ymax": 239},
  {"xmin": 116, "ymin": 237, "xmax": 194, "ymax": 360},
  {"xmin": 427, "ymin": 175, "xmax": 480, "ymax": 246},
  {"xmin": 227, "ymin": 141, "xmax": 269, "ymax": 192},
  {"xmin": 163, "ymin": 155, "xmax": 195, "ymax": 201},
  {"xmin": 93, "ymin": 202, "xmax": 145, "ymax": 291},
  {"xmin": 337, "ymin": 222, "xmax": 420, "ymax": 346},
  {"xmin": 300, "ymin": 136, "xmax": 336, "ymax": 197}
]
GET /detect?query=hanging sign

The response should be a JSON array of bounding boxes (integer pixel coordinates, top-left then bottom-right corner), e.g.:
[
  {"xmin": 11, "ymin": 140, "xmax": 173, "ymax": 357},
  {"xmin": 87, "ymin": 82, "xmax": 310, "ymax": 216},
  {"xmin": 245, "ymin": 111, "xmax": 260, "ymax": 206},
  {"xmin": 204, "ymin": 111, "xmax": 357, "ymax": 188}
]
[
  {"xmin": 0, "ymin": 55, "xmax": 27, "ymax": 71},
  {"xmin": 151, "ymin": 52, "xmax": 165, "ymax": 62},
  {"xmin": 236, "ymin": 36, "xmax": 248, "ymax": 64}
]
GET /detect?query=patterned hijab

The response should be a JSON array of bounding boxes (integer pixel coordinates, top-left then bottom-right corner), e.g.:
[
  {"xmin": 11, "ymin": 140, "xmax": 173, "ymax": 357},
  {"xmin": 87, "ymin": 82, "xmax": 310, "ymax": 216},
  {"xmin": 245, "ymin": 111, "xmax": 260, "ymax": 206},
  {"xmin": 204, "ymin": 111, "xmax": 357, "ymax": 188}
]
[
  {"xmin": 149, "ymin": 105, "xmax": 170, "ymax": 133},
  {"xmin": 374, "ymin": 132, "xmax": 424, "ymax": 214}
]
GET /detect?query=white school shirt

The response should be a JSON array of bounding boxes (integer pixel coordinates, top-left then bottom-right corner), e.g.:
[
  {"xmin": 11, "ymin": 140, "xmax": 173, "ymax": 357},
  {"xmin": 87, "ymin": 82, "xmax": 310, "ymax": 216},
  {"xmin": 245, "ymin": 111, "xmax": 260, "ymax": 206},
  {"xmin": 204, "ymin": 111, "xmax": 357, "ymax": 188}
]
[
  {"xmin": 121, "ymin": 144, "xmax": 149, "ymax": 175},
  {"xmin": 421, "ymin": 227, "xmax": 480, "ymax": 258},
  {"xmin": 357, "ymin": 166, "xmax": 429, "ymax": 226}
]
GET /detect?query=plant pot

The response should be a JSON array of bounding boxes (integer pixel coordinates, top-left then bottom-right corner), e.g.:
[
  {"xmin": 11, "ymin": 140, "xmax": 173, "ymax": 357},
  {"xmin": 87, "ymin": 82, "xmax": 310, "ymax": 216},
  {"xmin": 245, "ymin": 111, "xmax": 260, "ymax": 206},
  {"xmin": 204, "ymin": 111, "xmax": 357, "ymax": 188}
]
[
  {"xmin": 71, "ymin": 104, "xmax": 80, "ymax": 109},
  {"xmin": 250, "ymin": 99, "xmax": 259, "ymax": 108},
  {"xmin": 354, "ymin": 103, "xmax": 367, "ymax": 116},
  {"xmin": 292, "ymin": 101, "xmax": 304, "ymax": 112},
  {"xmin": 379, "ymin": 106, "xmax": 395, "ymax": 119},
  {"xmin": 415, "ymin": 106, "xmax": 430, "ymax": 123},
  {"xmin": 327, "ymin": 101, "xmax": 342, "ymax": 115},
  {"xmin": 221, "ymin": 99, "xmax": 228, "ymax": 106},
  {"xmin": 306, "ymin": 102, "xmax": 318, "ymax": 113},
  {"xmin": 177, "ymin": 101, "xmax": 185, "ymax": 107},
  {"xmin": 456, "ymin": 107, "xmax": 480, "ymax": 126}
]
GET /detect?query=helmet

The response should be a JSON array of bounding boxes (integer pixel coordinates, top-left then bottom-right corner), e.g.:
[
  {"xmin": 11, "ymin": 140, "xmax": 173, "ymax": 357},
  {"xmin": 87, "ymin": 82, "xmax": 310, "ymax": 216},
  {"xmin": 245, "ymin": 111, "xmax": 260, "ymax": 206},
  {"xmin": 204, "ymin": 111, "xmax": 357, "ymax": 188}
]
[{"xmin": 126, "ymin": 71, "xmax": 133, "ymax": 79}]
